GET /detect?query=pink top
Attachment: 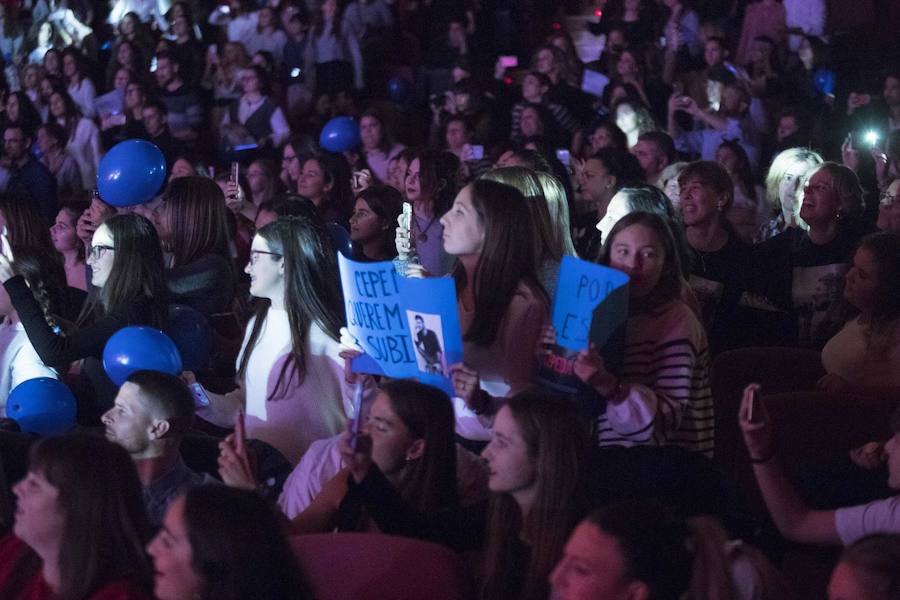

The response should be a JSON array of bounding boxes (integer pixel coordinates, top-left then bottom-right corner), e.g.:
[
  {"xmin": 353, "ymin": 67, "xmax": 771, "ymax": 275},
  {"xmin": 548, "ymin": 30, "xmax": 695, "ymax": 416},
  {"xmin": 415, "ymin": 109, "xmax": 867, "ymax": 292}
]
[{"xmin": 735, "ymin": 2, "xmax": 787, "ymax": 65}]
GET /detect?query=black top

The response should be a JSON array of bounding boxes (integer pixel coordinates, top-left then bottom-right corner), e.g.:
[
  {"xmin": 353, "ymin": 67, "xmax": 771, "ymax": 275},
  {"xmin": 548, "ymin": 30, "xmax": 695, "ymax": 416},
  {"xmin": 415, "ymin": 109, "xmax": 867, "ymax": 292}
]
[
  {"xmin": 166, "ymin": 254, "xmax": 235, "ymax": 317},
  {"xmin": 4, "ymin": 276, "xmax": 157, "ymax": 422},
  {"xmin": 335, "ymin": 465, "xmax": 487, "ymax": 553}
]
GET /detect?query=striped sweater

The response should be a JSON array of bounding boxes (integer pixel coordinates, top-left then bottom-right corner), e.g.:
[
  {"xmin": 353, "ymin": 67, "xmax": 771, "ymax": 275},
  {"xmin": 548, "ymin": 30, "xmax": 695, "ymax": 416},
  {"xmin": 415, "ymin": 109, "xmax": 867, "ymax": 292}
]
[{"xmin": 597, "ymin": 299, "xmax": 715, "ymax": 457}]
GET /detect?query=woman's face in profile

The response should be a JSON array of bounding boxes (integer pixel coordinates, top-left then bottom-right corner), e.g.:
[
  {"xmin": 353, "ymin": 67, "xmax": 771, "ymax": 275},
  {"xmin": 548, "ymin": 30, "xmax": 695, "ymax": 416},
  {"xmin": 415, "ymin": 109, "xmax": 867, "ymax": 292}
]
[
  {"xmin": 147, "ymin": 496, "xmax": 205, "ymax": 600},
  {"xmin": 12, "ymin": 470, "xmax": 66, "ymax": 550}
]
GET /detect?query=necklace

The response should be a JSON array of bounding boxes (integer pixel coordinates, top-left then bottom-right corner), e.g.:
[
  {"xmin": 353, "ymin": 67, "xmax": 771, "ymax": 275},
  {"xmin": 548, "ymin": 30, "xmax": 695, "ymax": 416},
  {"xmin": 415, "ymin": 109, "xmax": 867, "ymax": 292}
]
[{"xmin": 413, "ymin": 212, "xmax": 439, "ymax": 242}]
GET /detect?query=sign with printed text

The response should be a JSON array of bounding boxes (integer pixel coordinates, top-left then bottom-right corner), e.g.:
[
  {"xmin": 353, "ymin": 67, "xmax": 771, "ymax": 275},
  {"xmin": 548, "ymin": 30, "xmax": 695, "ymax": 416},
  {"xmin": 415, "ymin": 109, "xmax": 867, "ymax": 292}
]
[{"xmin": 338, "ymin": 254, "xmax": 462, "ymax": 395}]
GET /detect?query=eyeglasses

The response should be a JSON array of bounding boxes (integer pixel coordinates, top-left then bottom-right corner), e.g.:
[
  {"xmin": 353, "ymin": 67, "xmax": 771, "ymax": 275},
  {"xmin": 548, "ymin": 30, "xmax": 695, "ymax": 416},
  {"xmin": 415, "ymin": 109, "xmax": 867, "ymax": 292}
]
[
  {"xmin": 89, "ymin": 245, "xmax": 114, "ymax": 260},
  {"xmin": 880, "ymin": 191, "xmax": 900, "ymax": 206},
  {"xmin": 282, "ymin": 154, "xmax": 298, "ymax": 163},
  {"xmin": 249, "ymin": 250, "xmax": 282, "ymax": 264}
]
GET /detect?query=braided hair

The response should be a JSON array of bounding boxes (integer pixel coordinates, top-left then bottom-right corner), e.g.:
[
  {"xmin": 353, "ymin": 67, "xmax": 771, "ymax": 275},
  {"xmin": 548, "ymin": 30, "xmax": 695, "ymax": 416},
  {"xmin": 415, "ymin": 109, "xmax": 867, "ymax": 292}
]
[{"xmin": 12, "ymin": 246, "xmax": 69, "ymax": 333}]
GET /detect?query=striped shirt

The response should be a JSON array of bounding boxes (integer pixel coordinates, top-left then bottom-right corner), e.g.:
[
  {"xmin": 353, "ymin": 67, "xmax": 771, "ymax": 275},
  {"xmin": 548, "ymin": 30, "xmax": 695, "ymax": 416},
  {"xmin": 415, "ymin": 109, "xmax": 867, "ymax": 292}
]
[{"xmin": 597, "ymin": 299, "xmax": 714, "ymax": 457}]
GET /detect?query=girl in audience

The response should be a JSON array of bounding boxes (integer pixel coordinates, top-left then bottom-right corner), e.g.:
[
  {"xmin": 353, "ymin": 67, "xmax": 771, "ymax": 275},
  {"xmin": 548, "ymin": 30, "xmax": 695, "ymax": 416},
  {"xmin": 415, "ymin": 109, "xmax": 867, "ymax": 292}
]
[
  {"xmin": 50, "ymin": 199, "xmax": 88, "ymax": 291},
  {"xmin": 0, "ymin": 247, "xmax": 62, "ymax": 410},
  {"xmin": 756, "ymin": 147, "xmax": 823, "ymax": 243},
  {"xmin": 154, "ymin": 176, "xmax": 235, "ymax": 317},
  {"xmin": 394, "ymin": 149, "xmax": 460, "ymax": 277},
  {"xmin": 584, "ymin": 119, "xmax": 628, "ymax": 156},
  {"xmin": 480, "ymin": 167, "xmax": 566, "ymax": 296},
  {"xmin": 442, "ymin": 180, "xmax": 549, "ymax": 442},
  {"xmin": 350, "ymin": 184, "xmax": 403, "ymax": 261},
  {"xmin": 194, "ymin": 216, "xmax": 350, "ymax": 463},
  {"xmin": 220, "ymin": 65, "xmax": 290, "ymax": 149},
  {"xmin": 819, "ymin": 232, "xmax": 900, "ymax": 393},
  {"xmin": 359, "ymin": 108, "xmax": 406, "ymax": 183},
  {"xmin": 715, "ymin": 139, "xmax": 766, "ymax": 242},
  {"xmin": 297, "ymin": 152, "xmax": 354, "ymax": 226},
  {"xmin": 613, "ymin": 99, "xmax": 657, "ymax": 149},
  {"xmin": 48, "ymin": 87, "xmax": 102, "ymax": 190},
  {"xmin": 104, "ymin": 40, "xmax": 142, "ymax": 91},
  {"xmin": 0, "ymin": 214, "xmax": 168, "ymax": 421},
  {"xmin": 658, "ymin": 161, "xmax": 689, "ymax": 209},
  {"xmin": 386, "ymin": 147, "xmax": 416, "ymax": 195},
  {"xmin": 279, "ymin": 137, "xmax": 312, "ymax": 191},
  {"xmin": 36, "ymin": 122, "xmax": 82, "ymax": 197},
  {"xmin": 21, "ymin": 64, "xmax": 45, "ymax": 114},
  {"xmin": 308, "ymin": 0, "xmax": 364, "ymax": 95},
  {"xmin": 61, "ymin": 47, "xmax": 97, "ymax": 118},
  {"xmin": 0, "ymin": 434, "xmax": 153, "ymax": 598},
  {"xmin": 5, "ymin": 91, "xmax": 41, "ymax": 137},
  {"xmin": 534, "ymin": 171, "xmax": 577, "ymax": 258},
  {"xmin": 752, "ymin": 162, "xmax": 867, "ymax": 348},
  {"xmin": 828, "ymin": 534, "xmax": 900, "ymax": 600},
  {"xmin": 571, "ymin": 211, "xmax": 714, "ymax": 455},
  {"xmin": 481, "ymin": 391, "xmax": 588, "ymax": 600},
  {"xmin": 550, "ymin": 500, "xmax": 791, "ymax": 600},
  {"xmin": 148, "ymin": 485, "xmax": 312, "ymax": 600}
]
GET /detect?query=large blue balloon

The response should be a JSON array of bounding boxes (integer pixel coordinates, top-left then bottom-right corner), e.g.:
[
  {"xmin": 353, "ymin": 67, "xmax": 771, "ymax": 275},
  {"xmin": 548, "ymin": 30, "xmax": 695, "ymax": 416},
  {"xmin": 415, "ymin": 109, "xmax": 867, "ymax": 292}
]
[
  {"xmin": 103, "ymin": 326, "xmax": 183, "ymax": 386},
  {"xmin": 7, "ymin": 378, "xmax": 76, "ymax": 436},
  {"xmin": 327, "ymin": 222, "xmax": 353, "ymax": 257},
  {"xmin": 387, "ymin": 76, "xmax": 411, "ymax": 102},
  {"xmin": 319, "ymin": 117, "xmax": 360, "ymax": 152},
  {"xmin": 165, "ymin": 305, "xmax": 214, "ymax": 372},
  {"xmin": 97, "ymin": 139, "xmax": 167, "ymax": 207}
]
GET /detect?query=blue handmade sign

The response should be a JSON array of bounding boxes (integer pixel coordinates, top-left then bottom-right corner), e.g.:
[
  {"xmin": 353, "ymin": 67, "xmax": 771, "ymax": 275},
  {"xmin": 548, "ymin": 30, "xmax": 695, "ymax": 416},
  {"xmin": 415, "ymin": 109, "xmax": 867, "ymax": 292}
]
[
  {"xmin": 553, "ymin": 256, "xmax": 629, "ymax": 351},
  {"xmin": 338, "ymin": 253, "xmax": 462, "ymax": 395}
]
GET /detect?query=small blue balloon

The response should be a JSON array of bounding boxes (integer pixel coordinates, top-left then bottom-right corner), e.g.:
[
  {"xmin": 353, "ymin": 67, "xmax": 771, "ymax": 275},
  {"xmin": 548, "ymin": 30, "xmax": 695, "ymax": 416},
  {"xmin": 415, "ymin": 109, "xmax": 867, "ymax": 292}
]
[
  {"xmin": 97, "ymin": 139, "xmax": 167, "ymax": 207},
  {"xmin": 7, "ymin": 378, "xmax": 76, "ymax": 436},
  {"xmin": 813, "ymin": 69, "xmax": 835, "ymax": 96},
  {"xmin": 103, "ymin": 326, "xmax": 183, "ymax": 386},
  {"xmin": 165, "ymin": 305, "xmax": 214, "ymax": 372},
  {"xmin": 319, "ymin": 117, "xmax": 360, "ymax": 153},
  {"xmin": 387, "ymin": 76, "xmax": 411, "ymax": 102},
  {"xmin": 327, "ymin": 222, "xmax": 353, "ymax": 257}
]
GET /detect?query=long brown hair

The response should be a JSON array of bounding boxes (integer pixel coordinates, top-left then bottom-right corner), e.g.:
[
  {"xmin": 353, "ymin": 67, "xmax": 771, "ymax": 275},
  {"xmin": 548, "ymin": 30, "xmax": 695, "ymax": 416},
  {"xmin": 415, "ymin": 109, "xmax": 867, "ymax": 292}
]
[
  {"xmin": 482, "ymin": 391, "xmax": 588, "ymax": 600},
  {"xmin": 163, "ymin": 176, "xmax": 233, "ymax": 268},
  {"xmin": 78, "ymin": 213, "xmax": 168, "ymax": 329},
  {"xmin": 0, "ymin": 193, "xmax": 53, "ymax": 250},
  {"xmin": 236, "ymin": 217, "xmax": 344, "ymax": 399},
  {"xmin": 4, "ymin": 434, "xmax": 153, "ymax": 600},
  {"xmin": 381, "ymin": 379, "xmax": 458, "ymax": 513},
  {"xmin": 452, "ymin": 180, "xmax": 547, "ymax": 346}
]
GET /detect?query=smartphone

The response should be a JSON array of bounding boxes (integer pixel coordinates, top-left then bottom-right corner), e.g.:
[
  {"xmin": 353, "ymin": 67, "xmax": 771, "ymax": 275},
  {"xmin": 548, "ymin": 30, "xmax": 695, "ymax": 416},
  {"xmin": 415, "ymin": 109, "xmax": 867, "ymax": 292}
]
[
  {"xmin": 468, "ymin": 145, "xmax": 484, "ymax": 160},
  {"xmin": 190, "ymin": 383, "xmax": 210, "ymax": 408},
  {"xmin": 499, "ymin": 55, "xmax": 518, "ymax": 68},
  {"xmin": 290, "ymin": 67, "xmax": 302, "ymax": 79},
  {"xmin": 349, "ymin": 381, "xmax": 364, "ymax": 449},
  {"xmin": 109, "ymin": 113, "xmax": 127, "ymax": 126},
  {"xmin": 150, "ymin": 56, "xmax": 157, "ymax": 72},
  {"xmin": 555, "ymin": 148, "xmax": 571, "ymax": 168},
  {"xmin": 230, "ymin": 161, "xmax": 239, "ymax": 183},
  {"xmin": 748, "ymin": 388, "xmax": 762, "ymax": 423}
]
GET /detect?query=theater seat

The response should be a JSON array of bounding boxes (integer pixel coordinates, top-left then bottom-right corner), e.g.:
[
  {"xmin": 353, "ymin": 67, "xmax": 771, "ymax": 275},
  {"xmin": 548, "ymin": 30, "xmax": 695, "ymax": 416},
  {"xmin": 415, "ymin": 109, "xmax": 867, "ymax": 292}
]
[{"xmin": 290, "ymin": 533, "xmax": 473, "ymax": 600}]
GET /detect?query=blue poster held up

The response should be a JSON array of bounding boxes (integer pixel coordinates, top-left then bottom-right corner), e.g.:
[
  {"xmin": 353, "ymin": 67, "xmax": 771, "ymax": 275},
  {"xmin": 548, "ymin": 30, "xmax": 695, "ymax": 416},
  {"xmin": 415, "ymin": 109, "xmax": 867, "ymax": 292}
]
[
  {"xmin": 337, "ymin": 253, "xmax": 463, "ymax": 395},
  {"xmin": 552, "ymin": 256, "xmax": 629, "ymax": 370}
]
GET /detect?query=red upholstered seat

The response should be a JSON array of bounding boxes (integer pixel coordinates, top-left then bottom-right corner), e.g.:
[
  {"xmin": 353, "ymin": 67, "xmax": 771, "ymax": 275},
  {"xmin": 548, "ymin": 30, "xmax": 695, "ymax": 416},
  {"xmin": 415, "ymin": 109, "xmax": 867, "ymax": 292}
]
[{"xmin": 290, "ymin": 533, "xmax": 474, "ymax": 600}]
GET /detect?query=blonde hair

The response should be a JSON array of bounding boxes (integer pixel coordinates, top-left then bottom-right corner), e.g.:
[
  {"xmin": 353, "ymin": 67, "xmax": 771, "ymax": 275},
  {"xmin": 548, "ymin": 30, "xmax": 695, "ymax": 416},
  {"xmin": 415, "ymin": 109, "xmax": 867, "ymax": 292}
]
[{"xmin": 764, "ymin": 147, "xmax": 823, "ymax": 215}]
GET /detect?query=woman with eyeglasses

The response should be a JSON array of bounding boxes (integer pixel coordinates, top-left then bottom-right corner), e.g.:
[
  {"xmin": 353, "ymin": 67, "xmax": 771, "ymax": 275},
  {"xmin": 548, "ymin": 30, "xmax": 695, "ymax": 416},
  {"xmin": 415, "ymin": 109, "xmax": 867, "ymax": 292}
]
[
  {"xmin": 192, "ymin": 216, "xmax": 352, "ymax": 464},
  {"xmin": 0, "ymin": 213, "xmax": 168, "ymax": 423}
]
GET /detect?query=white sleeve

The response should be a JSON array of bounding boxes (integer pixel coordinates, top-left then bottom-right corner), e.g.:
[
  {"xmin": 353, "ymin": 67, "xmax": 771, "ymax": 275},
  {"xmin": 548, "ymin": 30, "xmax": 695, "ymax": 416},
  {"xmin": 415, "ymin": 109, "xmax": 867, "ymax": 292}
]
[
  {"xmin": 277, "ymin": 435, "xmax": 343, "ymax": 518},
  {"xmin": 269, "ymin": 106, "xmax": 290, "ymax": 146},
  {"xmin": 835, "ymin": 496, "xmax": 900, "ymax": 546},
  {"xmin": 9, "ymin": 342, "xmax": 58, "ymax": 390}
]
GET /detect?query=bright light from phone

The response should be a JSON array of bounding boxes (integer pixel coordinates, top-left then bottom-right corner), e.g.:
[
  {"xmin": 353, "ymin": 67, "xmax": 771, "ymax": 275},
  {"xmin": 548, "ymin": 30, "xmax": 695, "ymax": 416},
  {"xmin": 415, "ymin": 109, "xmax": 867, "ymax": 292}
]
[
  {"xmin": 290, "ymin": 67, "xmax": 301, "ymax": 78},
  {"xmin": 594, "ymin": 9, "xmax": 602, "ymax": 16},
  {"xmin": 865, "ymin": 130, "xmax": 879, "ymax": 146}
]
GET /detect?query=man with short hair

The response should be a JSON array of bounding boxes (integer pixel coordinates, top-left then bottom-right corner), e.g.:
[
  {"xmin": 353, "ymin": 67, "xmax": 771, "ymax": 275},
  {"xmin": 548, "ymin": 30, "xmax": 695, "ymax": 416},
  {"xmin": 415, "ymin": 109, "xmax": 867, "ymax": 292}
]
[
  {"xmin": 631, "ymin": 131, "xmax": 675, "ymax": 186},
  {"xmin": 102, "ymin": 370, "xmax": 215, "ymax": 526},
  {"xmin": 154, "ymin": 51, "xmax": 203, "ymax": 142},
  {"xmin": 140, "ymin": 100, "xmax": 183, "ymax": 167},
  {"xmin": 4, "ymin": 124, "xmax": 57, "ymax": 222}
]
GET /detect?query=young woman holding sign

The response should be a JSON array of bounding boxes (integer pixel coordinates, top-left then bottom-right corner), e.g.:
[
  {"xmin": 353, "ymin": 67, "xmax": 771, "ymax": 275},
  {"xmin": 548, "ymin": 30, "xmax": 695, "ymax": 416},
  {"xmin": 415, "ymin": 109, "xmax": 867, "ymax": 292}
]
[
  {"xmin": 443, "ymin": 179, "xmax": 550, "ymax": 442},
  {"xmin": 567, "ymin": 211, "xmax": 713, "ymax": 456},
  {"xmin": 193, "ymin": 216, "xmax": 353, "ymax": 464}
]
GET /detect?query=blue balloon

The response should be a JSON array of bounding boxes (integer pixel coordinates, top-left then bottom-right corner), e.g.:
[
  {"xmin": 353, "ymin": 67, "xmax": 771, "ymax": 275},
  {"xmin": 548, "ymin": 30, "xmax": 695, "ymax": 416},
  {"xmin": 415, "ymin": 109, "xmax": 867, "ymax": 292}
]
[
  {"xmin": 327, "ymin": 222, "xmax": 353, "ymax": 257},
  {"xmin": 103, "ymin": 326, "xmax": 183, "ymax": 386},
  {"xmin": 7, "ymin": 378, "xmax": 76, "ymax": 436},
  {"xmin": 97, "ymin": 139, "xmax": 167, "ymax": 207},
  {"xmin": 165, "ymin": 305, "xmax": 214, "ymax": 372},
  {"xmin": 387, "ymin": 76, "xmax": 410, "ymax": 102},
  {"xmin": 813, "ymin": 69, "xmax": 835, "ymax": 96},
  {"xmin": 319, "ymin": 117, "xmax": 360, "ymax": 153}
]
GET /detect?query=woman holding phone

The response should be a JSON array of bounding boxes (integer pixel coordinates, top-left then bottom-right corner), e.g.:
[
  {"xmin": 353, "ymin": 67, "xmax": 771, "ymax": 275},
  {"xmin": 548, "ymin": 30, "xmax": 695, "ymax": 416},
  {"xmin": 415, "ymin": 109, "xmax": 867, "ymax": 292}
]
[{"xmin": 0, "ymin": 214, "xmax": 168, "ymax": 422}]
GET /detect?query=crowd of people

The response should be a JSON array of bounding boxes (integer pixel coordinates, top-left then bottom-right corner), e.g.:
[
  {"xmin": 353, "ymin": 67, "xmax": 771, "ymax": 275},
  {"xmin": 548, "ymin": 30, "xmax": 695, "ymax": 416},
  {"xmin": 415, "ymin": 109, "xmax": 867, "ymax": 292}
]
[{"xmin": 0, "ymin": 0, "xmax": 898, "ymax": 598}]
